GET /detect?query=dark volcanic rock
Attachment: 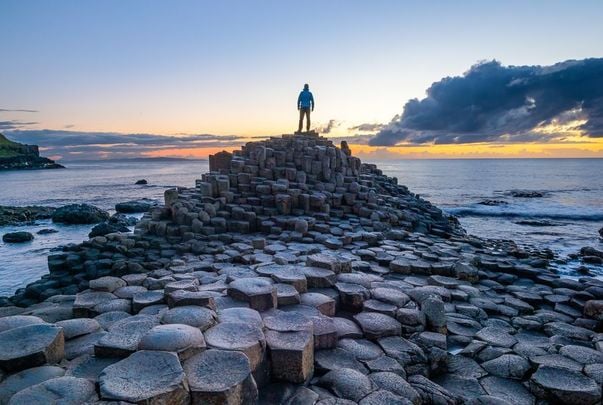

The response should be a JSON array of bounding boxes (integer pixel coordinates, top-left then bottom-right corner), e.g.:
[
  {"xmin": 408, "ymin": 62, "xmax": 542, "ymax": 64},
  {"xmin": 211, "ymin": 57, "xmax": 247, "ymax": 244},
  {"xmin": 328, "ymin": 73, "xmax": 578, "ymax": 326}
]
[
  {"xmin": 135, "ymin": 179, "xmax": 148, "ymax": 185},
  {"xmin": 529, "ymin": 365, "xmax": 601, "ymax": 404},
  {"xmin": 0, "ymin": 324, "xmax": 64, "ymax": 371},
  {"xmin": 115, "ymin": 198, "xmax": 158, "ymax": 213},
  {"xmin": 88, "ymin": 222, "xmax": 130, "ymax": 237},
  {"xmin": 2, "ymin": 231, "xmax": 34, "ymax": 243},
  {"xmin": 99, "ymin": 350, "xmax": 189, "ymax": 403},
  {"xmin": 52, "ymin": 204, "xmax": 110, "ymax": 224},
  {"xmin": 0, "ymin": 205, "xmax": 55, "ymax": 226}
]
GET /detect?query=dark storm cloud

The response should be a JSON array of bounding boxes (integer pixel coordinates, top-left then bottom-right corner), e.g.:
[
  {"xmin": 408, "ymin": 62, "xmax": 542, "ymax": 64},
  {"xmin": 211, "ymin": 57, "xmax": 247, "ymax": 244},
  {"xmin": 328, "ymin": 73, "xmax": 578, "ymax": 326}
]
[
  {"xmin": 2, "ymin": 130, "xmax": 246, "ymax": 158},
  {"xmin": 370, "ymin": 58, "xmax": 603, "ymax": 146}
]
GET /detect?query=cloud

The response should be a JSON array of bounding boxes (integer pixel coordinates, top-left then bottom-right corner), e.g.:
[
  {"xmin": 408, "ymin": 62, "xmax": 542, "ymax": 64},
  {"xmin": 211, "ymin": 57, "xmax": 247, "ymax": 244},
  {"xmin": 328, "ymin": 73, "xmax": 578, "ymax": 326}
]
[
  {"xmin": 370, "ymin": 58, "xmax": 603, "ymax": 146},
  {"xmin": 0, "ymin": 120, "xmax": 38, "ymax": 130},
  {"xmin": 2, "ymin": 130, "xmax": 247, "ymax": 159},
  {"xmin": 0, "ymin": 108, "xmax": 38, "ymax": 113},
  {"xmin": 348, "ymin": 123, "xmax": 385, "ymax": 132},
  {"xmin": 317, "ymin": 119, "xmax": 340, "ymax": 134}
]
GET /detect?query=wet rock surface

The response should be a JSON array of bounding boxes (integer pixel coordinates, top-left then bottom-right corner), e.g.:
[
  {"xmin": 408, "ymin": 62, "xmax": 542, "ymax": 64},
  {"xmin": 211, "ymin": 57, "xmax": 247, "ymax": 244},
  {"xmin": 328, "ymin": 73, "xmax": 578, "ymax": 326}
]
[{"xmin": 0, "ymin": 132, "xmax": 602, "ymax": 404}]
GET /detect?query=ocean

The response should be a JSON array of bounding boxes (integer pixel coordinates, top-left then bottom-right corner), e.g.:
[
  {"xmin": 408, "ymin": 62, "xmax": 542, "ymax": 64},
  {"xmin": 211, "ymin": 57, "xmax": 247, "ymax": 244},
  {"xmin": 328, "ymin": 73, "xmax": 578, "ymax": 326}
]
[{"xmin": 0, "ymin": 158, "xmax": 601, "ymax": 296}]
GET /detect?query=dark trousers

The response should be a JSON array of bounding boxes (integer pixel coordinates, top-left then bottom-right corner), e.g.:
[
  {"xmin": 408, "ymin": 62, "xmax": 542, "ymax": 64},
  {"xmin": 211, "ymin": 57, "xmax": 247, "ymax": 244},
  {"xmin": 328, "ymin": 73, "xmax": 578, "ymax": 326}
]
[{"xmin": 298, "ymin": 107, "xmax": 311, "ymax": 132}]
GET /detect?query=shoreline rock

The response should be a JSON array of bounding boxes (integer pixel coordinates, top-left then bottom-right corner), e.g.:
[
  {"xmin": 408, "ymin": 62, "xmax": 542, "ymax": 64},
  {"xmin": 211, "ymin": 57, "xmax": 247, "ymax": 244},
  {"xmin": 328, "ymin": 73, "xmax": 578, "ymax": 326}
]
[
  {"xmin": 1, "ymin": 131, "xmax": 602, "ymax": 404},
  {"xmin": 0, "ymin": 205, "xmax": 55, "ymax": 226},
  {"xmin": 52, "ymin": 204, "xmax": 110, "ymax": 225}
]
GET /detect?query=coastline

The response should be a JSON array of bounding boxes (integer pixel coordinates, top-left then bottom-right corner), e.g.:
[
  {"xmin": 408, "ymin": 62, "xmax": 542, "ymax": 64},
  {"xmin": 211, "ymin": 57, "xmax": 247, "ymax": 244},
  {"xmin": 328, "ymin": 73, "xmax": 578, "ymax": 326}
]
[{"xmin": 0, "ymin": 132, "xmax": 601, "ymax": 403}]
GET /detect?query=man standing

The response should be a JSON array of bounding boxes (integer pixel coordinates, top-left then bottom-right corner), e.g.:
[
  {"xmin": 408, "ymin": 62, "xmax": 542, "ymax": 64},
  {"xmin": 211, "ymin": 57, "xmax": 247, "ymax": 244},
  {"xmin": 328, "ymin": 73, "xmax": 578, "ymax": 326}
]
[{"xmin": 297, "ymin": 83, "xmax": 314, "ymax": 133}]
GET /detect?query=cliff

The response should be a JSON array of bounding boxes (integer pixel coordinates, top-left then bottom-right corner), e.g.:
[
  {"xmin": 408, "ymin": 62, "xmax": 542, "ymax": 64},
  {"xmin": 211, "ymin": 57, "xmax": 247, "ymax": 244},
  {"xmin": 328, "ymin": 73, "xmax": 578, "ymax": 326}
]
[{"xmin": 0, "ymin": 133, "xmax": 64, "ymax": 170}]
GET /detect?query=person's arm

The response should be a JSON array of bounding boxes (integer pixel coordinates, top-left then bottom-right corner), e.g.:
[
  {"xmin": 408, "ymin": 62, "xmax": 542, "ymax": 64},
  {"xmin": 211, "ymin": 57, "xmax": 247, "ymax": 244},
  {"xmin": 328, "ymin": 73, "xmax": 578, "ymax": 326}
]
[
  {"xmin": 297, "ymin": 93, "xmax": 302, "ymax": 110},
  {"xmin": 310, "ymin": 93, "xmax": 315, "ymax": 111}
]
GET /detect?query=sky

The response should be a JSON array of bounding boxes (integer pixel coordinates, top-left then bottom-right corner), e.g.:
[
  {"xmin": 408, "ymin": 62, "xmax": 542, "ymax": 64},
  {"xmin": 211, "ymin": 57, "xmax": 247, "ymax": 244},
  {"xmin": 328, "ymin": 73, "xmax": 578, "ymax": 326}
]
[{"xmin": 1, "ymin": 0, "xmax": 603, "ymax": 160}]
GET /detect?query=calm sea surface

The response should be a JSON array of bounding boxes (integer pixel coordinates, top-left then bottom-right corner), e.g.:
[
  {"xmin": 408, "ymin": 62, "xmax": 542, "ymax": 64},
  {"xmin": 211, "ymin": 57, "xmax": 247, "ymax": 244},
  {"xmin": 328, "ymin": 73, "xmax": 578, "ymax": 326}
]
[{"xmin": 0, "ymin": 158, "xmax": 601, "ymax": 295}]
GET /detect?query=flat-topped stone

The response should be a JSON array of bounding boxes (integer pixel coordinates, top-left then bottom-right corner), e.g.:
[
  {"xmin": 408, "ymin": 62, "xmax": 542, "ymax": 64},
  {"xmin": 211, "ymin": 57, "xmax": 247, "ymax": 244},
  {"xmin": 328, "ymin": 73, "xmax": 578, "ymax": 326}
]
[
  {"xmin": 89, "ymin": 276, "xmax": 126, "ymax": 292},
  {"xmin": 318, "ymin": 368, "xmax": 373, "ymax": 402},
  {"xmin": 529, "ymin": 365, "xmax": 601, "ymax": 404},
  {"xmin": 302, "ymin": 267, "xmax": 337, "ymax": 288},
  {"xmin": 354, "ymin": 312, "xmax": 401, "ymax": 340},
  {"xmin": 73, "ymin": 291, "xmax": 117, "ymax": 317},
  {"xmin": 300, "ymin": 292, "xmax": 336, "ymax": 316},
  {"xmin": 264, "ymin": 312, "xmax": 313, "ymax": 332},
  {"xmin": 475, "ymin": 326, "xmax": 517, "ymax": 348},
  {"xmin": 312, "ymin": 316, "xmax": 338, "ymax": 349},
  {"xmin": 183, "ymin": 349, "xmax": 258, "ymax": 404},
  {"xmin": 370, "ymin": 371, "xmax": 420, "ymax": 403},
  {"xmin": 335, "ymin": 282, "xmax": 369, "ymax": 311},
  {"xmin": 138, "ymin": 323, "xmax": 205, "ymax": 360},
  {"xmin": 307, "ymin": 252, "xmax": 351, "ymax": 273},
  {"xmin": 8, "ymin": 376, "xmax": 97, "ymax": 404},
  {"xmin": 0, "ymin": 324, "xmax": 64, "ymax": 371},
  {"xmin": 266, "ymin": 329, "xmax": 314, "ymax": 383},
  {"xmin": 161, "ymin": 305, "xmax": 217, "ymax": 330},
  {"xmin": 55, "ymin": 318, "xmax": 101, "ymax": 339},
  {"xmin": 0, "ymin": 315, "xmax": 46, "ymax": 332},
  {"xmin": 99, "ymin": 350, "xmax": 189, "ymax": 403},
  {"xmin": 218, "ymin": 307, "xmax": 263, "ymax": 328},
  {"xmin": 132, "ymin": 290, "xmax": 165, "ymax": 312},
  {"xmin": 204, "ymin": 322, "xmax": 266, "ymax": 371},
  {"xmin": 166, "ymin": 289, "xmax": 217, "ymax": 309},
  {"xmin": 65, "ymin": 354, "xmax": 120, "ymax": 381},
  {"xmin": 228, "ymin": 277, "xmax": 277, "ymax": 311},
  {"xmin": 94, "ymin": 315, "xmax": 158, "ymax": 358},
  {"xmin": 0, "ymin": 365, "xmax": 65, "ymax": 403}
]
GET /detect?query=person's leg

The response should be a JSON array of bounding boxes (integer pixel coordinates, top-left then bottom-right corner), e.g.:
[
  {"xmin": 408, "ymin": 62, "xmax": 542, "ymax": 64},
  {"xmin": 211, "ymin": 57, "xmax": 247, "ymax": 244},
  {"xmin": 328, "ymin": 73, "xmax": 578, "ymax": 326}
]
[
  {"xmin": 306, "ymin": 109, "xmax": 311, "ymax": 131},
  {"xmin": 298, "ymin": 109, "xmax": 304, "ymax": 132}
]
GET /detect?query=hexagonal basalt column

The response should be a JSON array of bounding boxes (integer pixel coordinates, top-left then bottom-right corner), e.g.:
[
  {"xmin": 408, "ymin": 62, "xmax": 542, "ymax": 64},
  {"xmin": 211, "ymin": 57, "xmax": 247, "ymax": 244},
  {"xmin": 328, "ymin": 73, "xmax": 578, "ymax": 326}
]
[
  {"xmin": 265, "ymin": 329, "xmax": 314, "ymax": 384},
  {"xmin": 227, "ymin": 278, "xmax": 277, "ymax": 311},
  {"xmin": 99, "ymin": 351, "xmax": 189, "ymax": 403},
  {"xmin": 0, "ymin": 324, "xmax": 64, "ymax": 372},
  {"xmin": 184, "ymin": 349, "xmax": 258, "ymax": 405}
]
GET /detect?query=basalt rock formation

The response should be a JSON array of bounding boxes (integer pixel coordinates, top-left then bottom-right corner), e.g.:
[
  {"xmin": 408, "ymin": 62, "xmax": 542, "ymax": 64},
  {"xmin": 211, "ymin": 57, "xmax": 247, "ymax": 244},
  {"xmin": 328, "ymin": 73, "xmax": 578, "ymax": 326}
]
[
  {"xmin": 0, "ymin": 132, "xmax": 601, "ymax": 404},
  {"xmin": 0, "ymin": 133, "xmax": 63, "ymax": 170}
]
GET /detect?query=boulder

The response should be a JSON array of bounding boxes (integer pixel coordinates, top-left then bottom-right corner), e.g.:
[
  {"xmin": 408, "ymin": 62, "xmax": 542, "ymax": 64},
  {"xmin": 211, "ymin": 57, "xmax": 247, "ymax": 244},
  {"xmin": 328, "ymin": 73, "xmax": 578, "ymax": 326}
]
[
  {"xmin": 52, "ymin": 204, "xmax": 109, "ymax": 224},
  {"xmin": 584, "ymin": 300, "xmax": 603, "ymax": 321},
  {"xmin": 2, "ymin": 231, "xmax": 33, "ymax": 243},
  {"xmin": 115, "ymin": 198, "xmax": 157, "ymax": 213},
  {"xmin": 88, "ymin": 222, "xmax": 129, "ymax": 237}
]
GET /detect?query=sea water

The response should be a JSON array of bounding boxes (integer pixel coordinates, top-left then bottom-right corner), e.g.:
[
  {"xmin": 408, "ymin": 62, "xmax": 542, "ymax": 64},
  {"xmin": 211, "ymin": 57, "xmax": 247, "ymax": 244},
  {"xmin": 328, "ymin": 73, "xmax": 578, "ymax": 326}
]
[{"xmin": 0, "ymin": 158, "xmax": 601, "ymax": 296}]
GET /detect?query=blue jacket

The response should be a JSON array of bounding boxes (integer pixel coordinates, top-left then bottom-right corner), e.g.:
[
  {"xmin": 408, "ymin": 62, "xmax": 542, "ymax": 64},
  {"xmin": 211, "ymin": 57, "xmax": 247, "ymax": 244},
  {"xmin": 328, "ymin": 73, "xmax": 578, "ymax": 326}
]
[{"xmin": 298, "ymin": 89, "xmax": 314, "ymax": 109}]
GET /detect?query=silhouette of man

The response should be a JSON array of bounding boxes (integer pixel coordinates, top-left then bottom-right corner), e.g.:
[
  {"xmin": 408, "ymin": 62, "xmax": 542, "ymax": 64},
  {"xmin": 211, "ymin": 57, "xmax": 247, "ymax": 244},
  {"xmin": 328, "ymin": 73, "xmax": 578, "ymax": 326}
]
[{"xmin": 297, "ymin": 83, "xmax": 314, "ymax": 133}]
